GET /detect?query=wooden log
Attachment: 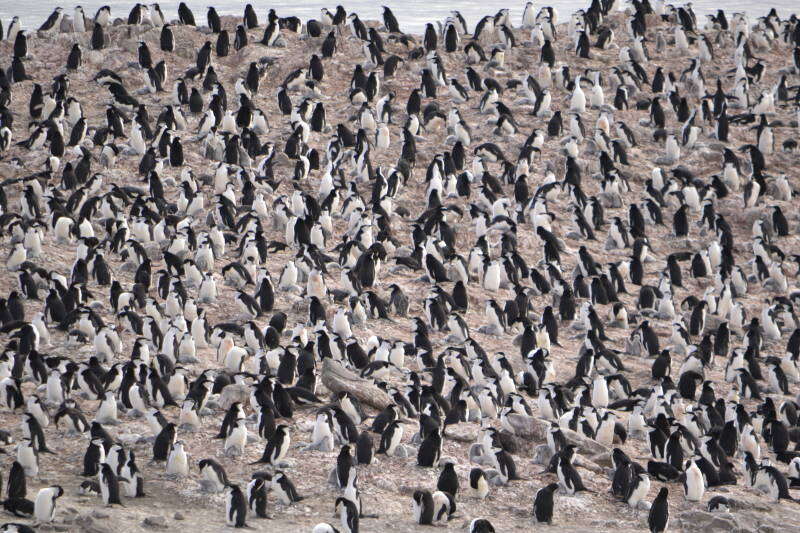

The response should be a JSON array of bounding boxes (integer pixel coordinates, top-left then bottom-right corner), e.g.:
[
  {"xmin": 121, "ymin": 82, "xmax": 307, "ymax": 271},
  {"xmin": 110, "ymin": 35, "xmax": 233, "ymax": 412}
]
[
  {"xmin": 320, "ymin": 358, "xmax": 392, "ymax": 410},
  {"xmin": 506, "ymin": 414, "xmax": 610, "ymax": 456}
]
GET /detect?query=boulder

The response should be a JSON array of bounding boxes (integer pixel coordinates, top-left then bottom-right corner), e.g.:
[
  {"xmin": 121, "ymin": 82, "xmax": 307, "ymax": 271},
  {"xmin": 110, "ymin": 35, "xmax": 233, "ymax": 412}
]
[{"xmin": 678, "ymin": 511, "xmax": 738, "ymax": 532}]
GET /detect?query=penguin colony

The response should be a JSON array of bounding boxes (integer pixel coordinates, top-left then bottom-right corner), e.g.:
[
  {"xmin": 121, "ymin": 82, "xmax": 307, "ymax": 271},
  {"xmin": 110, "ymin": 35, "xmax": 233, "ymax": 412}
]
[{"xmin": 1, "ymin": 1, "xmax": 800, "ymax": 532}]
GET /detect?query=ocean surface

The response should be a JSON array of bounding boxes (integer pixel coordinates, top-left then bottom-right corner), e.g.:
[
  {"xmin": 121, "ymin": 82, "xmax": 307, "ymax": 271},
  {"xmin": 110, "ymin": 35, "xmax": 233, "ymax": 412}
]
[{"xmin": 0, "ymin": 0, "xmax": 796, "ymax": 35}]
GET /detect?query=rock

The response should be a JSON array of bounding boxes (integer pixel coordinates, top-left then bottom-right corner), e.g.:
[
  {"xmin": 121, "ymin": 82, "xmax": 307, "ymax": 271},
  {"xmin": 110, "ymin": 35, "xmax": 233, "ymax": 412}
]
[
  {"xmin": 117, "ymin": 433, "xmax": 142, "ymax": 445},
  {"xmin": 678, "ymin": 511, "xmax": 738, "ymax": 532},
  {"xmin": 589, "ymin": 451, "xmax": 614, "ymax": 468},
  {"xmin": 142, "ymin": 516, "xmax": 169, "ymax": 530},
  {"xmin": 374, "ymin": 477, "xmax": 397, "ymax": 491},
  {"xmin": 175, "ymin": 46, "xmax": 195, "ymax": 60},
  {"xmin": 75, "ymin": 515, "xmax": 113, "ymax": 533},
  {"xmin": 39, "ymin": 526, "xmax": 70, "ymax": 532},
  {"xmin": 174, "ymin": 512, "xmax": 185, "ymax": 521},
  {"xmin": 573, "ymin": 456, "xmax": 603, "ymax": 474},
  {"xmin": 271, "ymin": 152, "xmax": 293, "ymax": 171},
  {"xmin": 91, "ymin": 509, "xmax": 110, "ymax": 519},
  {"xmin": 654, "ymin": 155, "xmax": 678, "ymax": 166},
  {"xmin": 120, "ymin": 39, "xmax": 140, "ymax": 54}
]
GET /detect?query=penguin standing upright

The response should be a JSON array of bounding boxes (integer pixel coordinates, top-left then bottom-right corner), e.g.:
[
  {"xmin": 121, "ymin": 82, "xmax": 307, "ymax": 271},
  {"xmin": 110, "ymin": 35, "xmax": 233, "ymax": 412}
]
[
  {"xmin": 648, "ymin": 487, "xmax": 669, "ymax": 533},
  {"xmin": 161, "ymin": 24, "xmax": 175, "ymax": 52},
  {"xmin": 412, "ymin": 490, "xmax": 435, "ymax": 525},
  {"xmin": 682, "ymin": 459, "xmax": 705, "ymax": 501},
  {"xmin": 225, "ymin": 484, "xmax": 248, "ymax": 527},
  {"xmin": 246, "ymin": 475, "xmax": 270, "ymax": 518},
  {"xmin": 557, "ymin": 448, "xmax": 591, "ymax": 494},
  {"xmin": 533, "ymin": 483, "xmax": 559, "ymax": 524},
  {"xmin": 253, "ymin": 424, "xmax": 291, "ymax": 465},
  {"xmin": 469, "ymin": 467, "xmax": 490, "ymax": 499},
  {"xmin": 99, "ymin": 463, "xmax": 122, "ymax": 505}
]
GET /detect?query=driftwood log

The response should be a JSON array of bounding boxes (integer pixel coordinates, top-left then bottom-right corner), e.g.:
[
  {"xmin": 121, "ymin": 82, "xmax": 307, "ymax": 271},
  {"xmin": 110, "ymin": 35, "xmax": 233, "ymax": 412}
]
[
  {"xmin": 506, "ymin": 414, "xmax": 610, "ymax": 456},
  {"xmin": 320, "ymin": 358, "xmax": 392, "ymax": 410}
]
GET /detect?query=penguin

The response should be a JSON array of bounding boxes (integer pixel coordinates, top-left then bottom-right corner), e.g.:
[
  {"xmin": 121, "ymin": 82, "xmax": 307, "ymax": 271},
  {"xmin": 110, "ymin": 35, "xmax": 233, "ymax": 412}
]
[
  {"xmin": 533, "ymin": 482, "xmax": 559, "ymax": 524},
  {"xmin": 225, "ymin": 484, "xmax": 248, "ymax": 527},
  {"xmin": 178, "ymin": 2, "xmax": 196, "ymax": 25},
  {"xmin": 648, "ymin": 487, "xmax": 669, "ymax": 533},
  {"xmin": 311, "ymin": 524, "xmax": 340, "ymax": 533},
  {"xmin": 335, "ymin": 497, "xmax": 359, "ymax": 533},
  {"xmin": 13, "ymin": 31, "xmax": 27, "ymax": 59},
  {"xmin": 99, "ymin": 463, "xmax": 122, "ymax": 505},
  {"xmin": 437, "ymin": 461, "xmax": 459, "ymax": 496},
  {"xmin": 15, "ymin": 439, "xmax": 38, "ymax": 477},
  {"xmin": 161, "ymin": 24, "xmax": 175, "ymax": 52},
  {"xmin": 253, "ymin": 424, "xmax": 290, "ymax": 466},
  {"xmin": 412, "ymin": 490, "xmax": 435, "ymax": 525},
  {"xmin": 33, "ymin": 486, "xmax": 63, "ymax": 523},
  {"xmin": 470, "ymin": 518, "xmax": 496, "ymax": 533},
  {"xmin": 7, "ymin": 460, "xmax": 27, "ymax": 499},
  {"xmin": 7, "ymin": 16, "xmax": 20, "ymax": 43},
  {"xmin": 82, "ymin": 438, "xmax": 106, "ymax": 476},
  {"xmin": 39, "ymin": 8, "xmax": 64, "ymax": 33},
  {"xmin": 66, "ymin": 44, "xmax": 82, "ymax": 71},
  {"xmin": 682, "ymin": 459, "xmax": 705, "ymax": 501},
  {"xmin": 271, "ymin": 471, "xmax": 303, "ymax": 504},
  {"xmin": 199, "ymin": 458, "xmax": 229, "ymax": 493},
  {"xmin": 246, "ymin": 475, "xmax": 270, "ymax": 518},
  {"xmin": 625, "ymin": 469, "xmax": 651, "ymax": 508},
  {"xmin": 469, "ymin": 467, "xmax": 490, "ymax": 500},
  {"xmin": 166, "ymin": 441, "xmax": 189, "ymax": 476},
  {"xmin": 557, "ymin": 450, "xmax": 591, "ymax": 494},
  {"xmin": 207, "ymin": 7, "xmax": 222, "ymax": 33}
]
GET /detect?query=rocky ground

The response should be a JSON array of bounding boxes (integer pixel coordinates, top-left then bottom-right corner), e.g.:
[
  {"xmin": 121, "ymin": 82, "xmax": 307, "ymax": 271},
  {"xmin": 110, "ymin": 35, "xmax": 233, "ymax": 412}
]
[{"xmin": 1, "ymin": 4, "xmax": 800, "ymax": 533}]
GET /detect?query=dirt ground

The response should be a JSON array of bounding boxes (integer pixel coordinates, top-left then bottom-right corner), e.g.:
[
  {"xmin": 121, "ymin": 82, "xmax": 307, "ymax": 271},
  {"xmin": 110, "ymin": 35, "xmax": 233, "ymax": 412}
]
[{"xmin": 1, "ymin": 5, "xmax": 800, "ymax": 533}]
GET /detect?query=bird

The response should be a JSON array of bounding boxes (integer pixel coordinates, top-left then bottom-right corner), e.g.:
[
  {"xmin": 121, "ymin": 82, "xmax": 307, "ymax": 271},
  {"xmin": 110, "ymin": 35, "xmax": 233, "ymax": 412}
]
[
  {"xmin": 648, "ymin": 487, "xmax": 669, "ymax": 533},
  {"xmin": 0, "ymin": 4, "xmax": 797, "ymax": 532}
]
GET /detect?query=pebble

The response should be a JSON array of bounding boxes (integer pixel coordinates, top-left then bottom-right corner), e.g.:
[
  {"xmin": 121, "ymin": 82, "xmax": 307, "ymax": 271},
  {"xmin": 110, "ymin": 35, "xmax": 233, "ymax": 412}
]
[{"xmin": 142, "ymin": 516, "xmax": 169, "ymax": 530}]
